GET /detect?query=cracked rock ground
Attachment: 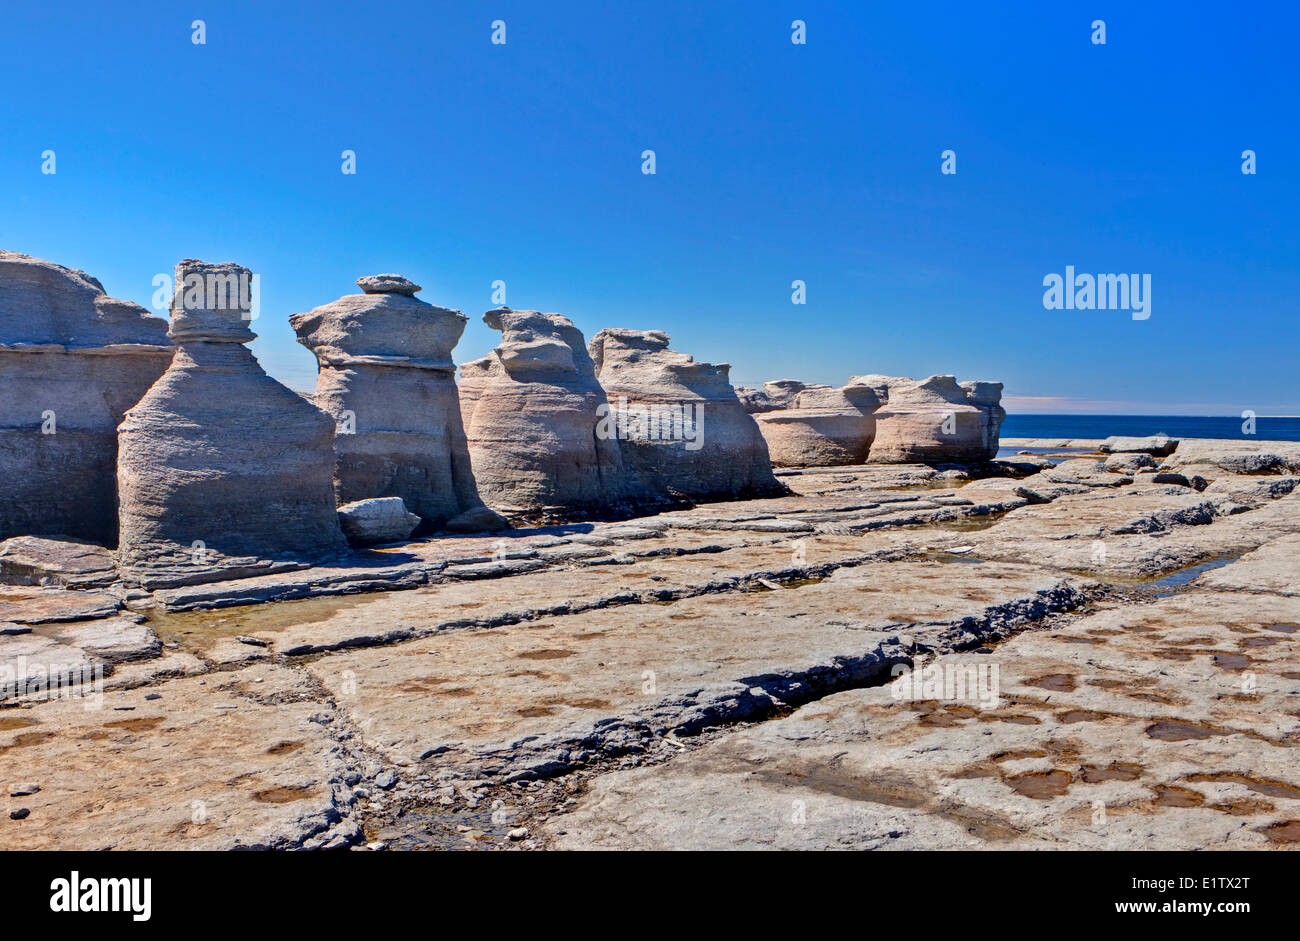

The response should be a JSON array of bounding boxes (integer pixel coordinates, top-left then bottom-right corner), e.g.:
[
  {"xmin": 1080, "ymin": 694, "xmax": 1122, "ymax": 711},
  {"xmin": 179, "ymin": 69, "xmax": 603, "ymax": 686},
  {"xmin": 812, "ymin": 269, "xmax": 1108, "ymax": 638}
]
[{"xmin": 2, "ymin": 440, "xmax": 1298, "ymax": 850}]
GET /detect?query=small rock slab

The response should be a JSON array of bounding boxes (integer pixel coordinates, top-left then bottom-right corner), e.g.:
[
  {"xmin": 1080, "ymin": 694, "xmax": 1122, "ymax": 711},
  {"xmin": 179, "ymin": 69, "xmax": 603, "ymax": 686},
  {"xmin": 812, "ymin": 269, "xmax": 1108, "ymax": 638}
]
[
  {"xmin": 357, "ymin": 274, "xmax": 421, "ymax": 296},
  {"xmin": 0, "ymin": 588, "xmax": 120, "ymax": 625},
  {"xmin": 1099, "ymin": 435, "xmax": 1179, "ymax": 457},
  {"xmin": 0, "ymin": 537, "xmax": 118, "ymax": 588},
  {"xmin": 35, "ymin": 617, "xmax": 162, "ymax": 664}
]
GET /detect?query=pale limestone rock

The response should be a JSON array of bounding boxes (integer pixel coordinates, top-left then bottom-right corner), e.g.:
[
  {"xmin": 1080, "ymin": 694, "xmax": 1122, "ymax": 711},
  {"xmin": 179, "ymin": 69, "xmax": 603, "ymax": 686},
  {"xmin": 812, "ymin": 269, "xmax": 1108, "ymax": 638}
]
[
  {"xmin": 356, "ymin": 274, "xmax": 420, "ymax": 296},
  {"xmin": 1099, "ymin": 435, "xmax": 1179, "ymax": 457},
  {"xmin": 588, "ymin": 328, "xmax": 783, "ymax": 501},
  {"xmin": 455, "ymin": 354, "xmax": 501, "ymax": 447},
  {"xmin": 740, "ymin": 379, "xmax": 880, "ymax": 467},
  {"xmin": 290, "ymin": 275, "xmax": 486, "ymax": 528},
  {"xmin": 854, "ymin": 374, "xmax": 1005, "ymax": 463},
  {"xmin": 337, "ymin": 498, "xmax": 421, "ymax": 546},
  {"xmin": 462, "ymin": 308, "xmax": 649, "ymax": 522},
  {"xmin": 0, "ymin": 251, "xmax": 172, "ymax": 543},
  {"xmin": 116, "ymin": 260, "xmax": 346, "ymax": 587},
  {"xmin": 0, "ymin": 536, "xmax": 118, "ymax": 588}
]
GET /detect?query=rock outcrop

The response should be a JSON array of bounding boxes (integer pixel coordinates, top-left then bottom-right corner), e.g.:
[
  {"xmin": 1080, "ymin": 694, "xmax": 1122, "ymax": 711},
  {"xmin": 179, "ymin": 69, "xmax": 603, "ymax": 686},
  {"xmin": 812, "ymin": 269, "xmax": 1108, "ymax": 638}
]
[
  {"xmin": 1099, "ymin": 435, "xmax": 1179, "ymax": 457},
  {"xmin": 290, "ymin": 274, "xmax": 487, "ymax": 529},
  {"xmin": 853, "ymin": 374, "xmax": 1005, "ymax": 463},
  {"xmin": 455, "ymin": 353, "xmax": 501, "ymax": 439},
  {"xmin": 337, "ymin": 497, "xmax": 421, "ymax": 546},
  {"xmin": 588, "ymin": 329, "xmax": 783, "ymax": 501},
  {"xmin": 116, "ymin": 260, "xmax": 347, "ymax": 587},
  {"xmin": 462, "ymin": 308, "xmax": 648, "ymax": 522},
  {"xmin": 738, "ymin": 379, "xmax": 881, "ymax": 467},
  {"xmin": 0, "ymin": 251, "xmax": 173, "ymax": 543}
]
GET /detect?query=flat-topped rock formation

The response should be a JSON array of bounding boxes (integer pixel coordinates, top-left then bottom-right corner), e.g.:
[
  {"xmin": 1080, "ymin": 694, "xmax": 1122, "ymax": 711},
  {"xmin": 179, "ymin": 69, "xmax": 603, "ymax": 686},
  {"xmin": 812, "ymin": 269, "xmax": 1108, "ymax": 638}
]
[
  {"xmin": 463, "ymin": 308, "xmax": 649, "ymax": 522},
  {"xmin": 852, "ymin": 374, "xmax": 1005, "ymax": 463},
  {"xmin": 738, "ymin": 379, "xmax": 881, "ymax": 467},
  {"xmin": 116, "ymin": 260, "xmax": 347, "ymax": 587},
  {"xmin": 588, "ymin": 328, "xmax": 784, "ymax": 501},
  {"xmin": 290, "ymin": 274, "xmax": 490, "ymax": 530},
  {"xmin": 0, "ymin": 251, "xmax": 173, "ymax": 543}
]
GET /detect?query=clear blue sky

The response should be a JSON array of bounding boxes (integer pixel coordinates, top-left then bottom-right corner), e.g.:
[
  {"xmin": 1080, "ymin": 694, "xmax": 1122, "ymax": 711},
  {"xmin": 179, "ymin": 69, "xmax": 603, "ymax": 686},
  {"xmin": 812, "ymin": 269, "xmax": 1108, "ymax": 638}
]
[{"xmin": 4, "ymin": 1, "xmax": 1296, "ymax": 413}]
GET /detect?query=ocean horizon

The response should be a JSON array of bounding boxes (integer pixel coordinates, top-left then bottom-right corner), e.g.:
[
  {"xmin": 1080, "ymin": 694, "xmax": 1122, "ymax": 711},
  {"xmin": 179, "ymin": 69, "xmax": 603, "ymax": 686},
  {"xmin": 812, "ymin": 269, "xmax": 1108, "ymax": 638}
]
[{"xmin": 1001, "ymin": 414, "xmax": 1300, "ymax": 443}]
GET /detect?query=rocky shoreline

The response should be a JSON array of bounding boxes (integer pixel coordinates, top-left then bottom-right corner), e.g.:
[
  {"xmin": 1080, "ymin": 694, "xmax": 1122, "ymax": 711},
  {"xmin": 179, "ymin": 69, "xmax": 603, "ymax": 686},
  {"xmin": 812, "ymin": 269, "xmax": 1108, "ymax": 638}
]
[{"xmin": 2, "ymin": 435, "xmax": 1298, "ymax": 850}]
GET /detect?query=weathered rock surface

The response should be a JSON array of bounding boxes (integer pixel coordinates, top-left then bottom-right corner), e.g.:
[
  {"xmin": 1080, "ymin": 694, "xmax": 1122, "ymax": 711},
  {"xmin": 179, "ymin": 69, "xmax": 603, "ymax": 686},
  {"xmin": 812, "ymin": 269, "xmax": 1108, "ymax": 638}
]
[
  {"xmin": 0, "ymin": 586, "xmax": 120, "ymax": 624},
  {"xmin": 0, "ymin": 536, "xmax": 118, "ymax": 588},
  {"xmin": 0, "ymin": 251, "xmax": 173, "ymax": 543},
  {"xmin": 455, "ymin": 354, "xmax": 501, "ymax": 439},
  {"xmin": 5, "ymin": 437, "xmax": 1298, "ymax": 850},
  {"xmin": 306, "ymin": 561, "xmax": 1095, "ymax": 780},
  {"xmin": 1100, "ymin": 434, "xmax": 1179, "ymax": 457},
  {"xmin": 35, "ymin": 617, "xmax": 161, "ymax": 664},
  {"xmin": 291, "ymin": 276, "xmax": 485, "ymax": 529},
  {"xmin": 740, "ymin": 379, "xmax": 881, "ymax": 467},
  {"xmin": 116, "ymin": 260, "xmax": 347, "ymax": 587},
  {"xmin": 544, "ymin": 577, "xmax": 1300, "ymax": 850},
  {"xmin": 463, "ymin": 308, "xmax": 649, "ymax": 522},
  {"xmin": 855, "ymin": 374, "xmax": 1005, "ymax": 463},
  {"xmin": 0, "ymin": 664, "xmax": 358, "ymax": 849},
  {"xmin": 588, "ymin": 328, "xmax": 783, "ymax": 501},
  {"xmin": 337, "ymin": 498, "xmax": 421, "ymax": 546},
  {"xmin": 1161, "ymin": 439, "xmax": 1300, "ymax": 476}
]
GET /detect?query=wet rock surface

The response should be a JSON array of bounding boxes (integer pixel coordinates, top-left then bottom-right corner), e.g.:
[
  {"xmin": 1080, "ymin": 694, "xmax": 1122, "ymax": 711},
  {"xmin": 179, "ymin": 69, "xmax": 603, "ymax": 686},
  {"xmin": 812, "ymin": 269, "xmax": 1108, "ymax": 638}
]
[{"xmin": 2, "ymin": 437, "xmax": 1297, "ymax": 850}]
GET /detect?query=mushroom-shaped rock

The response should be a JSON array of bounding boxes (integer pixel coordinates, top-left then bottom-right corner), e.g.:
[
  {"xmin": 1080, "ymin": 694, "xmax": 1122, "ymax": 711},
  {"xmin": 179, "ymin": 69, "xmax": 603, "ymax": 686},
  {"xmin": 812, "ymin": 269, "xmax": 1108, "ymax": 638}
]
[
  {"xmin": 116, "ymin": 260, "xmax": 347, "ymax": 587},
  {"xmin": 0, "ymin": 251, "xmax": 173, "ymax": 544},
  {"xmin": 290, "ymin": 275, "xmax": 485, "ymax": 529},
  {"xmin": 463, "ymin": 308, "xmax": 649, "ymax": 522},
  {"xmin": 854, "ymin": 374, "xmax": 1005, "ymax": 463},
  {"xmin": 588, "ymin": 328, "xmax": 784, "ymax": 500},
  {"xmin": 741, "ymin": 379, "xmax": 881, "ymax": 467}
]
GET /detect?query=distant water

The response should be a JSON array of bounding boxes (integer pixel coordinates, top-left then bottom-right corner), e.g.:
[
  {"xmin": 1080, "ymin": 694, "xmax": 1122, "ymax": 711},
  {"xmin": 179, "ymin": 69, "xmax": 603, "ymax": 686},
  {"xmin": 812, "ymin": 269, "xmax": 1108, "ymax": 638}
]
[{"xmin": 1001, "ymin": 415, "xmax": 1300, "ymax": 443}]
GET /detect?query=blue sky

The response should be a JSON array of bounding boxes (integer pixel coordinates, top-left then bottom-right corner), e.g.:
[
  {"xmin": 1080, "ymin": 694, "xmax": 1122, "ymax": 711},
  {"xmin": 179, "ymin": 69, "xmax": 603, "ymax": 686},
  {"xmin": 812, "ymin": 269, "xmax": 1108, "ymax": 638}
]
[{"xmin": 3, "ymin": 1, "xmax": 1296, "ymax": 413}]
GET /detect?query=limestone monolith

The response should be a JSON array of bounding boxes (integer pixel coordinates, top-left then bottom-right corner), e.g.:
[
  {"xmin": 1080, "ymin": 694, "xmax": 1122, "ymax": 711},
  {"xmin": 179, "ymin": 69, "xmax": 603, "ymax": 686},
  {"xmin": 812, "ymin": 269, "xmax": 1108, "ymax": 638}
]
[
  {"xmin": 116, "ymin": 260, "xmax": 347, "ymax": 587},
  {"xmin": 290, "ymin": 274, "xmax": 487, "ymax": 529},
  {"xmin": 588, "ymin": 328, "xmax": 783, "ymax": 500},
  {"xmin": 0, "ymin": 251, "xmax": 172, "ymax": 544}
]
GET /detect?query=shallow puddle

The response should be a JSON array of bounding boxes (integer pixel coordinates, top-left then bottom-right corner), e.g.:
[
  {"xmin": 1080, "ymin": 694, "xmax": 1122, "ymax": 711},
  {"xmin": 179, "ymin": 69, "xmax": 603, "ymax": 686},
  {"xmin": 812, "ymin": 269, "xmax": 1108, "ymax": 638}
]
[
  {"xmin": 1080, "ymin": 762, "xmax": 1143, "ymax": 783},
  {"xmin": 1257, "ymin": 820, "xmax": 1300, "ymax": 844},
  {"xmin": 145, "ymin": 592, "xmax": 381, "ymax": 647},
  {"xmin": 1003, "ymin": 769, "xmax": 1072, "ymax": 799},
  {"xmin": 1147, "ymin": 557, "xmax": 1236, "ymax": 593},
  {"xmin": 1146, "ymin": 720, "xmax": 1230, "ymax": 742}
]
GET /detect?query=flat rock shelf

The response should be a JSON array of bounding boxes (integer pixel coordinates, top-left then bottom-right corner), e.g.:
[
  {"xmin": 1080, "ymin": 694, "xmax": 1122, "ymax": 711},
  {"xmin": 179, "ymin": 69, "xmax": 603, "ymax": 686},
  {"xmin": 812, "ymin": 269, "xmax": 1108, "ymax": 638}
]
[{"xmin": 2, "ymin": 438, "xmax": 1298, "ymax": 851}]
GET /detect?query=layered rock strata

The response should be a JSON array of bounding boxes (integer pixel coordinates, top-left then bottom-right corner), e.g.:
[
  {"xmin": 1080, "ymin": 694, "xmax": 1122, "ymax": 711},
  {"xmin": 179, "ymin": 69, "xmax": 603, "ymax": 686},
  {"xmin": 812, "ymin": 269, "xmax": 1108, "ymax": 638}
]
[
  {"xmin": 290, "ymin": 275, "xmax": 488, "ymax": 530},
  {"xmin": 588, "ymin": 328, "xmax": 783, "ymax": 500},
  {"xmin": 739, "ymin": 379, "xmax": 880, "ymax": 467},
  {"xmin": 116, "ymin": 260, "xmax": 347, "ymax": 586},
  {"xmin": 0, "ymin": 251, "xmax": 172, "ymax": 543},
  {"xmin": 462, "ymin": 308, "xmax": 648, "ymax": 521},
  {"xmin": 852, "ymin": 374, "xmax": 1005, "ymax": 463}
]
